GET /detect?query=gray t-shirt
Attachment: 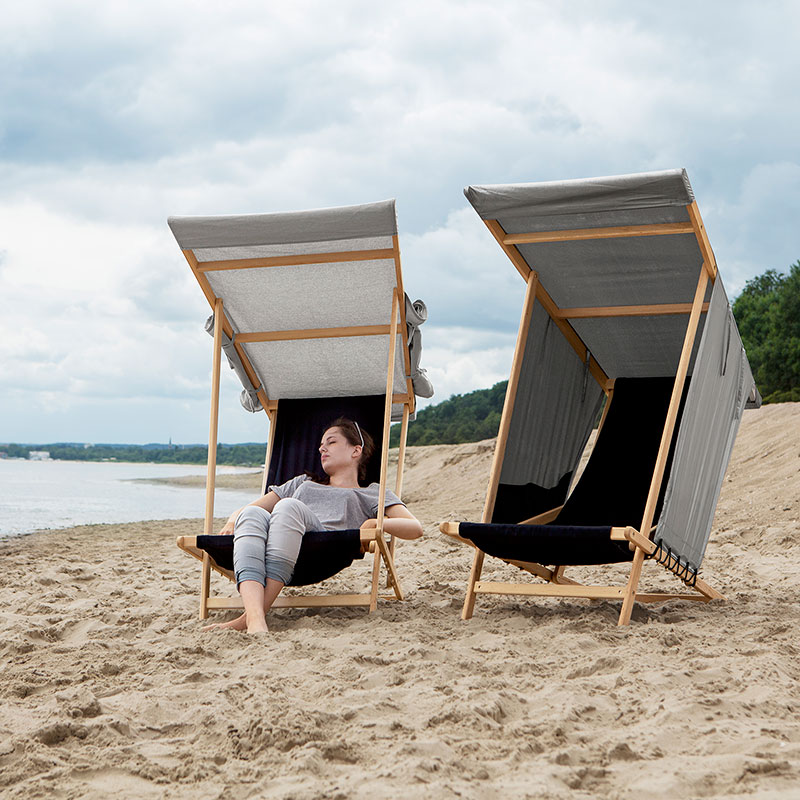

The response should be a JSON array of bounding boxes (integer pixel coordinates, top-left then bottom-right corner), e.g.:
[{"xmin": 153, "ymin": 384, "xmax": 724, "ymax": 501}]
[{"xmin": 268, "ymin": 475, "xmax": 405, "ymax": 531}]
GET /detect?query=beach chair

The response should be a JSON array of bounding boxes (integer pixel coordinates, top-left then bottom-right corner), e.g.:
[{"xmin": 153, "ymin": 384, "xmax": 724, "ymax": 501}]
[
  {"xmin": 167, "ymin": 200, "xmax": 425, "ymax": 619},
  {"xmin": 440, "ymin": 169, "xmax": 760, "ymax": 626}
]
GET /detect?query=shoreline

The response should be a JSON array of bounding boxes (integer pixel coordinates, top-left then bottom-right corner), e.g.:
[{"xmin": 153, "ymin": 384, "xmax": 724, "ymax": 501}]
[{"xmin": 128, "ymin": 470, "xmax": 263, "ymax": 490}]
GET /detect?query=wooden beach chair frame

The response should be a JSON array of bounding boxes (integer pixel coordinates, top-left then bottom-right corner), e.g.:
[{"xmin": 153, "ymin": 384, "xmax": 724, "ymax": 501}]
[
  {"xmin": 441, "ymin": 180, "xmax": 734, "ymax": 626},
  {"xmin": 170, "ymin": 206, "xmax": 417, "ymax": 619}
]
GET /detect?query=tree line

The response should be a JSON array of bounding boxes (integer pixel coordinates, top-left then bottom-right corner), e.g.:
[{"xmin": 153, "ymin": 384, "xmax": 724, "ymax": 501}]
[{"xmin": 0, "ymin": 442, "xmax": 267, "ymax": 466}]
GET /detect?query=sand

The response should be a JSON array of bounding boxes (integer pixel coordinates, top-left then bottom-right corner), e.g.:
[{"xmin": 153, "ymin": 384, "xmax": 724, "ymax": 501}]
[{"xmin": 1, "ymin": 403, "xmax": 798, "ymax": 798}]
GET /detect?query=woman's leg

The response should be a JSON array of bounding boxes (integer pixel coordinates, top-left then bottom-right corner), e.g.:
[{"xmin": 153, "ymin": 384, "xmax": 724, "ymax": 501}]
[
  {"xmin": 203, "ymin": 505, "xmax": 272, "ymax": 633},
  {"xmin": 203, "ymin": 499, "xmax": 322, "ymax": 632},
  {"xmin": 261, "ymin": 497, "xmax": 324, "ymax": 615}
]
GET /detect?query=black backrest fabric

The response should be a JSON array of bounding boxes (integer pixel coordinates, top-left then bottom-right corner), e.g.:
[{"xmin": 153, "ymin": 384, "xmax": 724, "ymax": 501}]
[
  {"xmin": 265, "ymin": 395, "xmax": 386, "ymax": 489},
  {"xmin": 554, "ymin": 376, "xmax": 689, "ymax": 528},
  {"xmin": 491, "ymin": 473, "xmax": 573, "ymax": 524}
]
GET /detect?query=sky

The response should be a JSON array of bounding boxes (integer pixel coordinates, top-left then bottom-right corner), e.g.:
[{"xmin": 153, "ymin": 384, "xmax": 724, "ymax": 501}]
[{"xmin": 1, "ymin": 0, "xmax": 798, "ymax": 444}]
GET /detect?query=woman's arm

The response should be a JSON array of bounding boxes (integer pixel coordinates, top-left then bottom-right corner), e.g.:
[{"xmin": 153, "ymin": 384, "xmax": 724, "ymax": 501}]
[
  {"xmin": 361, "ymin": 503, "xmax": 424, "ymax": 540},
  {"xmin": 218, "ymin": 490, "xmax": 282, "ymax": 534}
]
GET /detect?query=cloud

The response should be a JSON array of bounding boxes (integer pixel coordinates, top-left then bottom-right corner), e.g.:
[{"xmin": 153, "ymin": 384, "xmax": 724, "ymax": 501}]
[{"xmin": 1, "ymin": 0, "xmax": 798, "ymax": 441}]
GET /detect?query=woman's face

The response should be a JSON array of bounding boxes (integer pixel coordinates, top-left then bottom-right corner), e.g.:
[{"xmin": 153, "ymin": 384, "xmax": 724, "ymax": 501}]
[{"xmin": 319, "ymin": 426, "xmax": 360, "ymax": 475}]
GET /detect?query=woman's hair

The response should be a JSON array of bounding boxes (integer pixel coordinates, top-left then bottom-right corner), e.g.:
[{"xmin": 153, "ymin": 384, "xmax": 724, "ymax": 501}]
[{"xmin": 309, "ymin": 417, "xmax": 375, "ymax": 485}]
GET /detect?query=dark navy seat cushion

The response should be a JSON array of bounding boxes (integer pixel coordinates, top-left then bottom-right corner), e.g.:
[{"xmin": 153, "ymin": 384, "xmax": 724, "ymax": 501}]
[
  {"xmin": 196, "ymin": 530, "xmax": 365, "ymax": 587},
  {"xmin": 459, "ymin": 522, "xmax": 632, "ymax": 565}
]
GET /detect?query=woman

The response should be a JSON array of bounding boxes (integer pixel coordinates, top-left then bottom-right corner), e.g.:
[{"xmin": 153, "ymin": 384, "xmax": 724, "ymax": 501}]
[{"xmin": 204, "ymin": 417, "xmax": 423, "ymax": 633}]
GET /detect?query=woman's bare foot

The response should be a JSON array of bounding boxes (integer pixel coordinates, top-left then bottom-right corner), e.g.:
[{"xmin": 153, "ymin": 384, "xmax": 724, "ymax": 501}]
[
  {"xmin": 245, "ymin": 612, "xmax": 269, "ymax": 633},
  {"xmin": 202, "ymin": 613, "xmax": 248, "ymax": 632}
]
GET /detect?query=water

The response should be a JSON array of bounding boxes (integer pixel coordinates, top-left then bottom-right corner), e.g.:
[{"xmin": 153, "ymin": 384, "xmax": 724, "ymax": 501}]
[{"xmin": 0, "ymin": 459, "xmax": 261, "ymax": 537}]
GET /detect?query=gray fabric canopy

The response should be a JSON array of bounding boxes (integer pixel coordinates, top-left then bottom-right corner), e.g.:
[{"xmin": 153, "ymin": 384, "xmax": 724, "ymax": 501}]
[
  {"xmin": 169, "ymin": 199, "xmax": 397, "ymax": 249},
  {"xmin": 169, "ymin": 200, "xmax": 431, "ymax": 421},
  {"xmin": 465, "ymin": 169, "xmax": 694, "ymax": 220},
  {"xmin": 465, "ymin": 168, "xmax": 760, "ymax": 574},
  {"xmin": 500, "ymin": 302, "xmax": 605, "ymax": 489},
  {"xmin": 466, "ymin": 169, "xmax": 710, "ymax": 379},
  {"xmin": 655, "ymin": 279, "xmax": 759, "ymax": 572}
]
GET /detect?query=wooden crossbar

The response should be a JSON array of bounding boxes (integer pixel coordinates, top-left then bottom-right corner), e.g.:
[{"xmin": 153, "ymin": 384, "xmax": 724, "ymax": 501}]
[
  {"xmin": 205, "ymin": 594, "xmax": 400, "ymax": 609},
  {"xmin": 502, "ymin": 222, "xmax": 694, "ymax": 245},
  {"xmin": 236, "ymin": 325, "xmax": 391, "ymax": 343},
  {"xmin": 506, "ymin": 558, "xmax": 581, "ymax": 586},
  {"xmin": 476, "ymin": 582, "xmax": 625, "ymax": 599},
  {"xmin": 474, "ymin": 584, "xmax": 713, "ymax": 603},
  {"xmin": 555, "ymin": 302, "xmax": 710, "ymax": 319},
  {"xmin": 195, "ymin": 248, "xmax": 395, "ymax": 272}
]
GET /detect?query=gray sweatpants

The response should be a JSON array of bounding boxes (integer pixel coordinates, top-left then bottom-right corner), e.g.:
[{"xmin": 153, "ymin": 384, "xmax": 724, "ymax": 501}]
[{"xmin": 233, "ymin": 498, "xmax": 324, "ymax": 587}]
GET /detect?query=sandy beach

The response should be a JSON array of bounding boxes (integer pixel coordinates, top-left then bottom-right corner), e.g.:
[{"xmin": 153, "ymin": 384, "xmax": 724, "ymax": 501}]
[{"xmin": 1, "ymin": 403, "xmax": 799, "ymax": 798}]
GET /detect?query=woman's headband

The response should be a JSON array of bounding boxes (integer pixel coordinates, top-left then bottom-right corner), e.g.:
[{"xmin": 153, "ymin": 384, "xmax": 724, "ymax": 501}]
[{"xmin": 354, "ymin": 420, "xmax": 365, "ymax": 447}]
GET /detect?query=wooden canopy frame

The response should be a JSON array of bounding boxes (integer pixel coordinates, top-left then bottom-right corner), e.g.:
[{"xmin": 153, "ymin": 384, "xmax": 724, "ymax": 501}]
[
  {"xmin": 175, "ymin": 235, "xmax": 416, "ymax": 619},
  {"xmin": 441, "ymin": 201, "xmax": 724, "ymax": 626}
]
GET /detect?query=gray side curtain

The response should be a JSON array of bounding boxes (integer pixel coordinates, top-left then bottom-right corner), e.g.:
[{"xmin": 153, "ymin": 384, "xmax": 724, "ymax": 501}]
[
  {"xmin": 205, "ymin": 314, "xmax": 263, "ymax": 412},
  {"xmin": 500, "ymin": 301, "xmax": 605, "ymax": 488},
  {"xmin": 405, "ymin": 295, "xmax": 433, "ymax": 399},
  {"xmin": 655, "ymin": 278, "xmax": 759, "ymax": 571}
]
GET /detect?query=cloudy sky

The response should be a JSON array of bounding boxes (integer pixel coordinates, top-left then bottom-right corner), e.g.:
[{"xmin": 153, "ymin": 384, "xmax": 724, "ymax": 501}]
[{"xmin": 1, "ymin": 0, "xmax": 798, "ymax": 444}]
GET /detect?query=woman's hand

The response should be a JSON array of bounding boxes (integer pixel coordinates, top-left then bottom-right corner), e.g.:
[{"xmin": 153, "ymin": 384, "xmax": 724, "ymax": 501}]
[
  {"xmin": 363, "ymin": 505, "xmax": 424, "ymax": 540},
  {"xmin": 219, "ymin": 507, "xmax": 242, "ymax": 535}
]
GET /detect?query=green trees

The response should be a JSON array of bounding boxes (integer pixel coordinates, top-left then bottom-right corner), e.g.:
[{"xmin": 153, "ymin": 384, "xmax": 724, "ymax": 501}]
[
  {"xmin": 732, "ymin": 261, "xmax": 800, "ymax": 403},
  {"xmin": 390, "ymin": 381, "xmax": 506, "ymax": 446}
]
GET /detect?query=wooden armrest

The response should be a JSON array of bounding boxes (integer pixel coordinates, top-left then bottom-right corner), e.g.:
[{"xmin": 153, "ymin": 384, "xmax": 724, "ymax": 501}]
[
  {"xmin": 609, "ymin": 526, "xmax": 655, "ymax": 553},
  {"xmin": 359, "ymin": 528, "xmax": 381, "ymax": 554},
  {"xmin": 359, "ymin": 528, "xmax": 379, "ymax": 544},
  {"xmin": 176, "ymin": 535, "xmax": 198, "ymax": 552},
  {"xmin": 438, "ymin": 521, "xmax": 477, "ymax": 547}
]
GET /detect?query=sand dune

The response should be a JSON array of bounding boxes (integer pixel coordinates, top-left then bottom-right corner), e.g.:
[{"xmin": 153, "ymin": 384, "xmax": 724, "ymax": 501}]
[{"xmin": 1, "ymin": 403, "xmax": 798, "ymax": 798}]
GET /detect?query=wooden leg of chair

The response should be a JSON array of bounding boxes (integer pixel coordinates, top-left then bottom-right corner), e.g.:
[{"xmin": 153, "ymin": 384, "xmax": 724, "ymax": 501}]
[
  {"xmin": 386, "ymin": 534, "xmax": 396, "ymax": 589},
  {"xmin": 369, "ymin": 546, "xmax": 381, "ymax": 612},
  {"xmin": 377, "ymin": 535, "xmax": 404, "ymax": 601},
  {"xmin": 199, "ymin": 552, "xmax": 211, "ymax": 620},
  {"xmin": 618, "ymin": 549, "xmax": 646, "ymax": 626},
  {"xmin": 462, "ymin": 549, "xmax": 485, "ymax": 620},
  {"xmin": 693, "ymin": 576, "xmax": 724, "ymax": 601}
]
